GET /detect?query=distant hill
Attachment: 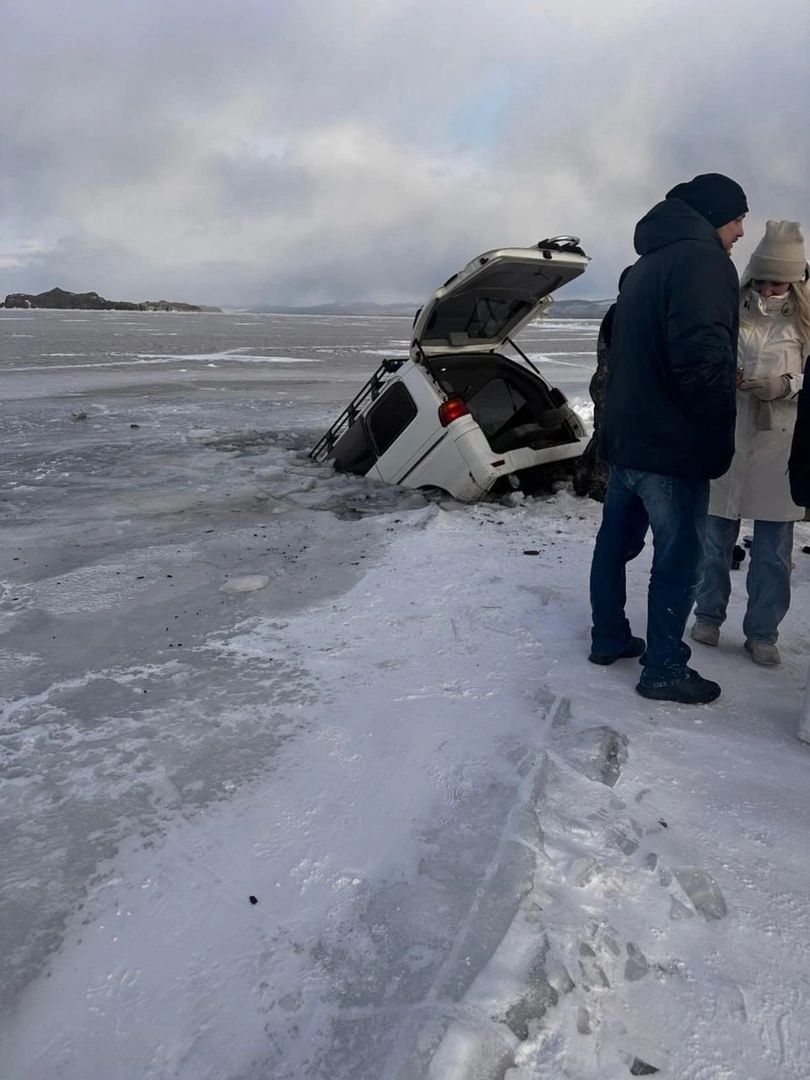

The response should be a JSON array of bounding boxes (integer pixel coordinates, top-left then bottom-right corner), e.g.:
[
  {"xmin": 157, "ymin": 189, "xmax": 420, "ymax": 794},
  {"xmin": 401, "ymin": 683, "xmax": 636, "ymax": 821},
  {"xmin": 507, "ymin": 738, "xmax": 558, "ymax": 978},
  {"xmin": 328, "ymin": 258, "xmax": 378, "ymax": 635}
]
[
  {"xmin": 249, "ymin": 301, "xmax": 418, "ymax": 317},
  {"xmin": 548, "ymin": 298, "xmax": 612, "ymax": 318},
  {"xmin": 247, "ymin": 298, "xmax": 611, "ymax": 319},
  {"xmin": 3, "ymin": 287, "xmax": 216, "ymax": 313}
]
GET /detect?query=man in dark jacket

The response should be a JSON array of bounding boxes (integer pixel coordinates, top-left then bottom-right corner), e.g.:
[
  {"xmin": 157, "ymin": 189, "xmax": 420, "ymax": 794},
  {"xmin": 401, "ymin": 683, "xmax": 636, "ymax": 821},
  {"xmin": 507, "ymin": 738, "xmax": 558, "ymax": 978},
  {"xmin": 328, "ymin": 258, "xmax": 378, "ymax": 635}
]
[
  {"xmin": 789, "ymin": 360, "xmax": 810, "ymax": 508},
  {"xmin": 789, "ymin": 361, "xmax": 810, "ymax": 743},
  {"xmin": 589, "ymin": 173, "xmax": 747, "ymax": 704}
]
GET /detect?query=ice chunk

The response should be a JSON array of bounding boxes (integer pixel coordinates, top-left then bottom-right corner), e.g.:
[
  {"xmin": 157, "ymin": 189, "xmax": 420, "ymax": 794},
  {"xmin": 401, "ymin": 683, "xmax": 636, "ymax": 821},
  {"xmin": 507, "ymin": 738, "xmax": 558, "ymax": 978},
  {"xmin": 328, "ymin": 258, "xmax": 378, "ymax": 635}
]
[
  {"xmin": 578, "ymin": 943, "xmax": 610, "ymax": 989},
  {"xmin": 577, "ymin": 1006, "xmax": 592, "ymax": 1034},
  {"xmin": 669, "ymin": 896, "xmax": 694, "ymax": 921},
  {"xmin": 674, "ymin": 868, "xmax": 728, "ymax": 921},
  {"xmin": 624, "ymin": 943, "xmax": 650, "ymax": 982},
  {"xmin": 219, "ymin": 574, "xmax": 271, "ymax": 593},
  {"xmin": 558, "ymin": 725, "xmax": 629, "ymax": 787}
]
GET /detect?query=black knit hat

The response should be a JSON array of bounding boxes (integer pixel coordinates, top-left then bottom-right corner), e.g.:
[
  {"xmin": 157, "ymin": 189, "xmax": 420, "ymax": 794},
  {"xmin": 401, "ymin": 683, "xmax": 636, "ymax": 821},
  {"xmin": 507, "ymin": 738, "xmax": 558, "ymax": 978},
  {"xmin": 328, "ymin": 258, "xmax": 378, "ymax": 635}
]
[{"xmin": 665, "ymin": 173, "xmax": 748, "ymax": 229}]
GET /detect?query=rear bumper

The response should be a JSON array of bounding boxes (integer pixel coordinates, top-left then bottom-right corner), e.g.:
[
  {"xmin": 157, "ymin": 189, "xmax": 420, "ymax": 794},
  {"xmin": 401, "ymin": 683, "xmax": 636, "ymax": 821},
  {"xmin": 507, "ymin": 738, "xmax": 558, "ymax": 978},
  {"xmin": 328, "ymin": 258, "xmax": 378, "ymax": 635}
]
[
  {"xmin": 394, "ymin": 417, "xmax": 588, "ymax": 502},
  {"xmin": 454, "ymin": 428, "xmax": 588, "ymax": 495}
]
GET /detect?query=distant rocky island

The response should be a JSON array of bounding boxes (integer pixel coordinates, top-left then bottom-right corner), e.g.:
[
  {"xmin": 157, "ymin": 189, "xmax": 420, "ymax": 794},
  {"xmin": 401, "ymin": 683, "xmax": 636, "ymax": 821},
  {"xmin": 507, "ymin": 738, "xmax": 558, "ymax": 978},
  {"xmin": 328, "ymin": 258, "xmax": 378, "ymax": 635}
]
[
  {"xmin": 2, "ymin": 288, "xmax": 609, "ymax": 319},
  {"xmin": 2, "ymin": 287, "xmax": 216, "ymax": 313}
]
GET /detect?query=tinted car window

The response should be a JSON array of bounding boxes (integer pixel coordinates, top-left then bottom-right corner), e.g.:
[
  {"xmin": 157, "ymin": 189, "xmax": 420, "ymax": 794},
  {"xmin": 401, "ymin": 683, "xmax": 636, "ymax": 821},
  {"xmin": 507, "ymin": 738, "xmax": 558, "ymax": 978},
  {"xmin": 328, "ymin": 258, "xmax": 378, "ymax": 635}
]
[
  {"xmin": 426, "ymin": 296, "xmax": 531, "ymax": 342},
  {"xmin": 367, "ymin": 382, "xmax": 418, "ymax": 456},
  {"xmin": 421, "ymin": 264, "xmax": 570, "ymax": 345},
  {"xmin": 332, "ymin": 419, "xmax": 377, "ymax": 475}
]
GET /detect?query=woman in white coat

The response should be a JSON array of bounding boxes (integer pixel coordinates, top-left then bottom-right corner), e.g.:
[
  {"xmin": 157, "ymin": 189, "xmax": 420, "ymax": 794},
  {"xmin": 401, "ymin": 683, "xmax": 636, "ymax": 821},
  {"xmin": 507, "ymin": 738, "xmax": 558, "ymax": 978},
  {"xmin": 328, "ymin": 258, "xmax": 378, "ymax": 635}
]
[{"xmin": 692, "ymin": 220, "xmax": 810, "ymax": 666}]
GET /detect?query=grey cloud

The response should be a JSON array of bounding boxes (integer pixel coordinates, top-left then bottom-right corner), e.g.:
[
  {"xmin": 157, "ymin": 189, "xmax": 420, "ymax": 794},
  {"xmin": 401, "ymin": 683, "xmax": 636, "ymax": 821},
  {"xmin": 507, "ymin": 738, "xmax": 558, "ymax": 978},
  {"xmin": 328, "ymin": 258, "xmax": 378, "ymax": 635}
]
[
  {"xmin": 209, "ymin": 154, "xmax": 315, "ymax": 218},
  {"xmin": 2, "ymin": 0, "xmax": 809, "ymax": 305}
]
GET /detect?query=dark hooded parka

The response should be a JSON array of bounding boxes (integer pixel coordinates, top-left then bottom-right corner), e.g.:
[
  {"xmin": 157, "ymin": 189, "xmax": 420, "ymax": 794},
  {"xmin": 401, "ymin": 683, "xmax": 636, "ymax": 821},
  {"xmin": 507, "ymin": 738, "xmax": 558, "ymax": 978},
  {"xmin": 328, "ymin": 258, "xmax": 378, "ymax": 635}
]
[
  {"xmin": 789, "ymin": 359, "xmax": 810, "ymax": 507},
  {"xmin": 600, "ymin": 198, "xmax": 739, "ymax": 479}
]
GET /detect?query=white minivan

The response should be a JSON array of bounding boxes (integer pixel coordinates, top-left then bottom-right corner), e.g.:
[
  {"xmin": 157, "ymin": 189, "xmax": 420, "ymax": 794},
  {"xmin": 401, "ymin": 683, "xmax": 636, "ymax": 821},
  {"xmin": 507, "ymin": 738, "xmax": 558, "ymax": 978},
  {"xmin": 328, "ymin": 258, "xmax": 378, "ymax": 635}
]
[{"xmin": 311, "ymin": 237, "xmax": 590, "ymax": 502}]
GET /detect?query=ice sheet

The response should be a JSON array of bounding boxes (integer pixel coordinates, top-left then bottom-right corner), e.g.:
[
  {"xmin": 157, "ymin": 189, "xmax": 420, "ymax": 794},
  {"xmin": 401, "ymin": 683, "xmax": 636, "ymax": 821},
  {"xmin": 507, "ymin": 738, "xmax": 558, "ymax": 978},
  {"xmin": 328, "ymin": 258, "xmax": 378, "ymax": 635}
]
[{"xmin": 2, "ymin": 310, "xmax": 809, "ymax": 1080}]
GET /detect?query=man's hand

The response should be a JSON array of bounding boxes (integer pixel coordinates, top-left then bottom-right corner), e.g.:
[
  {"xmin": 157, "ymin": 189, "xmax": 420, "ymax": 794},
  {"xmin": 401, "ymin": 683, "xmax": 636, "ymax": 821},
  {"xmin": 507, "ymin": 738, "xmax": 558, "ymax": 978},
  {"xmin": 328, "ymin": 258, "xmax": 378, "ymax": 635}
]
[{"xmin": 739, "ymin": 375, "xmax": 791, "ymax": 401}]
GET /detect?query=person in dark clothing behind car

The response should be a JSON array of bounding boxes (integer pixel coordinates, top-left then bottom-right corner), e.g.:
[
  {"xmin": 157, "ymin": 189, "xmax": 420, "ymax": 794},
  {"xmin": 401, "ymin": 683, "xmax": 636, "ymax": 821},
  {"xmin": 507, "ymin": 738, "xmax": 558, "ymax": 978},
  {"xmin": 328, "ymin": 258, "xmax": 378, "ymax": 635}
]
[
  {"xmin": 588, "ymin": 173, "xmax": 747, "ymax": 704},
  {"xmin": 789, "ymin": 359, "xmax": 810, "ymax": 742},
  {"xmin": 573, "ymin": 266, "xmax": 632, "ymax": 502},
  {"xmin": 789, "ymin": 359, "xmax": 810, "ymax": 509}
]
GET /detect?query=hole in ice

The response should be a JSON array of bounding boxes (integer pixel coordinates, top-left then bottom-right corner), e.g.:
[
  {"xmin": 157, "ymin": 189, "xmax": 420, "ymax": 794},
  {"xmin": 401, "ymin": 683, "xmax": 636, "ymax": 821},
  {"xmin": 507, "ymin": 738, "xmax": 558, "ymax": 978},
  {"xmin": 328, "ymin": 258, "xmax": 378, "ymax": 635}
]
[{"xmin": 630, "ymin": 1058, "xmax": 660, "ymax": 1075}]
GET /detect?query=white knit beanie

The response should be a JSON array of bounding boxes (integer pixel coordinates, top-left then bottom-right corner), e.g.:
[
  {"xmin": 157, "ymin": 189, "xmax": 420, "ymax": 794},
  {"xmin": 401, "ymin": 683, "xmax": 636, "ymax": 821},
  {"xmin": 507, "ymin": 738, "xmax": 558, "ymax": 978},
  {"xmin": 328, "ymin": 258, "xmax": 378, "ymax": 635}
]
[{"xmin": 747, "ymin": 220, "xmax": 807, "ymax": 283}]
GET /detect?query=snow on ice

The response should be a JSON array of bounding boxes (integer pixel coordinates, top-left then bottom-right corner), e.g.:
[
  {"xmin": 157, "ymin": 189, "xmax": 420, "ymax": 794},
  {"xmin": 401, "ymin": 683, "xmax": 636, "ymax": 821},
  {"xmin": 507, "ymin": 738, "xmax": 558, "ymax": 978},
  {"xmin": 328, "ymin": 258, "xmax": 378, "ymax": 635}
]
[{"xmin": 1, "ymin": 309, "xmax": 809, "ymax": 1079}]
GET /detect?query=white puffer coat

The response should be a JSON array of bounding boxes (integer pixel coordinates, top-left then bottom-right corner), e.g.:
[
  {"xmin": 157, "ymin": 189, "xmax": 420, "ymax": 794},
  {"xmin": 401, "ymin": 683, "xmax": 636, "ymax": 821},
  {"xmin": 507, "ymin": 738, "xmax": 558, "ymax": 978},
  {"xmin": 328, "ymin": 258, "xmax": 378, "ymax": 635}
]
[{"xmin": 709, "ymin": 288, "xmax": 806, "ymax": 522}]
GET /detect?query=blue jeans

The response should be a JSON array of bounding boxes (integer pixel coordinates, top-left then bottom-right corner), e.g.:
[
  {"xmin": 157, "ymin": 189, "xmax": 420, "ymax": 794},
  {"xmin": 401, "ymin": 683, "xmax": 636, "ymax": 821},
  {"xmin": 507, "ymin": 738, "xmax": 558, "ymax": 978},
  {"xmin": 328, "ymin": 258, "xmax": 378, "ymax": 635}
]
[
  {"xmin": 694, "ymin": 515, "xmax": 794, "ymax": 644},
  {"xmin": 590, "ymin": 467, "xmax": 709, "ymax": 684}
]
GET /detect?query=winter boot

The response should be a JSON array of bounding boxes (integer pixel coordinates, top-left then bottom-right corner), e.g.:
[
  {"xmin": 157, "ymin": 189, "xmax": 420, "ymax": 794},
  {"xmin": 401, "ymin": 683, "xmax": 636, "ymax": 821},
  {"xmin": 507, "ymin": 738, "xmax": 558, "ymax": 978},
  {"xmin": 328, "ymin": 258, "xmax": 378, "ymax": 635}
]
[
  {"xmin": 690, "ymin": 619, "xmax": 720, "ymax": 647},
  {"xmin": 636, "ymin": 668, "xmax": 721, "ymax": 705},
  {"xmin": 589, "ymin": 636, "xmax": 646, "ymax": 666},
  {"xmin": 745, "ymin": 640, "xmax": 781, "ymax": 666}
]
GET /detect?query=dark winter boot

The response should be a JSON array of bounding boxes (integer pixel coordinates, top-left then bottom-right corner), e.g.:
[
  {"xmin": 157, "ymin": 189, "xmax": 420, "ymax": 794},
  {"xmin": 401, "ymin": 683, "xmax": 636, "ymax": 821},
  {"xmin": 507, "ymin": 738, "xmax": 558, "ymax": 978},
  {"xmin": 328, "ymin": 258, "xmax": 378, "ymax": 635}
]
[
  {"xmin": 636, "ymin": 668, "xmax": 721, "ymax": 705},
  {"xmin": 589, "ymin": 636, "xmax": 646, "ymax": 666}
]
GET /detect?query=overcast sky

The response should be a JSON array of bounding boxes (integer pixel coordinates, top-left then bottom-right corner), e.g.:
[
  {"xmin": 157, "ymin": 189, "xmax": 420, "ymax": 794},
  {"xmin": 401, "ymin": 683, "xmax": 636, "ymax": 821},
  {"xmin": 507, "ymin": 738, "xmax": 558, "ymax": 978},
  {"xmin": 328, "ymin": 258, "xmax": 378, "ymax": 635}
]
[{"xmin": 2, "ymin": 0, "xmax": 809, "ymax": 307}]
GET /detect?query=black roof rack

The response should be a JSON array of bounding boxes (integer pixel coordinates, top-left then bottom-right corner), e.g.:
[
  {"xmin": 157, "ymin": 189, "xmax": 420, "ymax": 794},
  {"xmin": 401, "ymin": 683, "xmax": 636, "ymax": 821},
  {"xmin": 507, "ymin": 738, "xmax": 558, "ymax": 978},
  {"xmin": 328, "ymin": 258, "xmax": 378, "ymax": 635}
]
[{"xmin": 309, "ymin": 357, "xmax": 406, "ymax": 462}]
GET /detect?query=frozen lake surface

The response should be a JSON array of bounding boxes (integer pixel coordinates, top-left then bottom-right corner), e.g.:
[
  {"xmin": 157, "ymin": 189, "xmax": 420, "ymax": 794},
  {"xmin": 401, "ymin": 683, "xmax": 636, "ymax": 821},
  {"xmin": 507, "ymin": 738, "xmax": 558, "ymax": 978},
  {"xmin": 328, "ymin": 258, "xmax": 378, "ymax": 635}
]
[{"xmin": 1, "ymin": 309, "xmax": 809, "ymax": 1078}]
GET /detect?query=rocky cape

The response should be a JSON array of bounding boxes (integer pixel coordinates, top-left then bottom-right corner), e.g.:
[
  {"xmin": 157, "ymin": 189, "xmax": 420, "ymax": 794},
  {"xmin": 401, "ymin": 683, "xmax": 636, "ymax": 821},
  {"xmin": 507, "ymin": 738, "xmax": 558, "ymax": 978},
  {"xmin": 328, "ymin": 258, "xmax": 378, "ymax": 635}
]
[{"xmin": 2, "ymin": 287, "xmax": 215, "ymax": 312}]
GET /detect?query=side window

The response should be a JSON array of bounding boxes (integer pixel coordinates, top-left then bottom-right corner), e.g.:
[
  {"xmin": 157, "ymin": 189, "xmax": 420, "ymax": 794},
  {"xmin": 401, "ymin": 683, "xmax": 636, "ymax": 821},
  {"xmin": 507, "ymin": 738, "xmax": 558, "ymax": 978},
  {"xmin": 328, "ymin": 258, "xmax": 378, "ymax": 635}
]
[
  {"xmin": 366, "ymin": 382, "xmax": 418, "ymax": 456},
  {"xmin": 332, "ymin": 418, "xmax": 377, "ymax": 475}
]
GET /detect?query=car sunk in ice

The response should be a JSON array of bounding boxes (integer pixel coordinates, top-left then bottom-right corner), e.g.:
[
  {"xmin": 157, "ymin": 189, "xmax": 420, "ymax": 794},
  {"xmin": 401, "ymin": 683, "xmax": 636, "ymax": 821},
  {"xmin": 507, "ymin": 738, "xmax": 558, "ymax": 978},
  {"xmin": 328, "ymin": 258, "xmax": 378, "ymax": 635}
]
[{"xmin": 310, "ymin": 237, "xmax": 590, "ymax": 502}]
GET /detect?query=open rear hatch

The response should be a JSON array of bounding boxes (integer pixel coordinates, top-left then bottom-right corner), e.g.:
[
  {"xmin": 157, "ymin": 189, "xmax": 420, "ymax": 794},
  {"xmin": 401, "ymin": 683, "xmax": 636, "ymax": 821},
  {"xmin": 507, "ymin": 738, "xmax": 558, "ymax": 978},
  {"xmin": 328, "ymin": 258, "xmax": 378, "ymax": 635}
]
[{"xmin": 411, "ymin": 237, "xmax": 589, "ymax": 359}]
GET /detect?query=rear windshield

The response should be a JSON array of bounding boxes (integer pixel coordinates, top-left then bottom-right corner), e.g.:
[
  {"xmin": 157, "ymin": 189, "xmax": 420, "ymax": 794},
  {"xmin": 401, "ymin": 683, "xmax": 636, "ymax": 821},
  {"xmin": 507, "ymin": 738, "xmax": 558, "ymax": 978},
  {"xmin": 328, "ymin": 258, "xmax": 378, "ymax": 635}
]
[
  {"xmin": 425, "ymin": 295, "xmax": 532, "ymax": 343},
  {"xmin": 421, "ymin": 263, "xmax": 571, "ymax": 346}
]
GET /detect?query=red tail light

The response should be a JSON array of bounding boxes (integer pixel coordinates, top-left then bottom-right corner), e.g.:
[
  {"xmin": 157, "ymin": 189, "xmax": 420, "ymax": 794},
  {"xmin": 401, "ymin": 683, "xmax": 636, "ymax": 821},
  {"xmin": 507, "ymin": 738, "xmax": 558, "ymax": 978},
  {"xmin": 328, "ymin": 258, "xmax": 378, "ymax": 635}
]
[{"xmin": 438, "ymin": 396, "xmax": 470, "ymax": 427}]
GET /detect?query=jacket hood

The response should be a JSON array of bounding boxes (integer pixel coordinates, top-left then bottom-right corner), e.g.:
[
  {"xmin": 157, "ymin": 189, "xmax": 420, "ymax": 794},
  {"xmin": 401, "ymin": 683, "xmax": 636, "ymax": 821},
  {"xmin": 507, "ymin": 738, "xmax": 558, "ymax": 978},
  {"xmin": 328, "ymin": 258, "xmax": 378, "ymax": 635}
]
[{"xmin": 634, "ymin": 198, "xmax": 723, "ymax": 256}]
